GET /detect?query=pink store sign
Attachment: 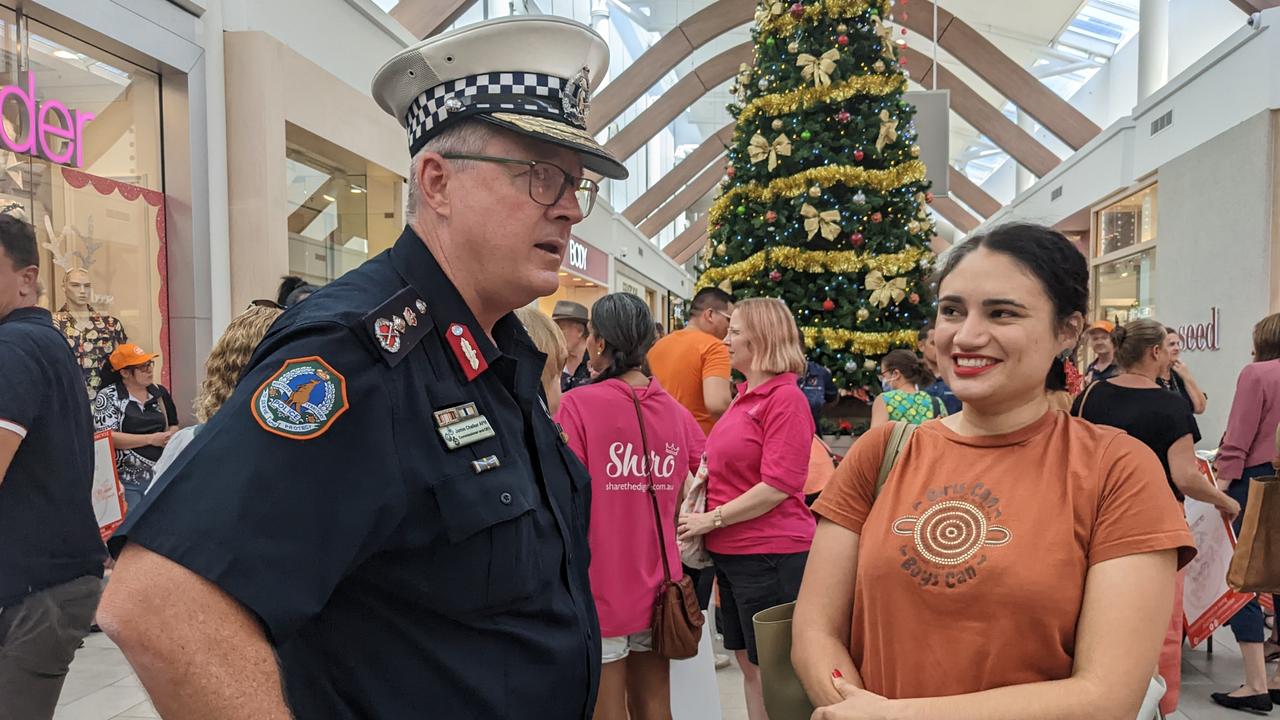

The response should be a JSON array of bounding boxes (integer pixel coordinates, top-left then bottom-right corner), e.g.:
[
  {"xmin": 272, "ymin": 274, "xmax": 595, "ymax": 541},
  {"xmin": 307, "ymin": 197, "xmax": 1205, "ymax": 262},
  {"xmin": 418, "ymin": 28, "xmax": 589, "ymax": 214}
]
[{"xmin": 0, "ymin": 72, "xmax": 95, "ymax": 167}]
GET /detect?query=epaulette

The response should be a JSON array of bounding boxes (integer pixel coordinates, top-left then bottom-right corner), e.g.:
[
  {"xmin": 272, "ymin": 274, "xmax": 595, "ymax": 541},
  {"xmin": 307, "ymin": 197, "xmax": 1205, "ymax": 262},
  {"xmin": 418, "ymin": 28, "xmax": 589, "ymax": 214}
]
[{"xmin": 361, "ymin": 286, "xmax": 434, "ymax": 367}]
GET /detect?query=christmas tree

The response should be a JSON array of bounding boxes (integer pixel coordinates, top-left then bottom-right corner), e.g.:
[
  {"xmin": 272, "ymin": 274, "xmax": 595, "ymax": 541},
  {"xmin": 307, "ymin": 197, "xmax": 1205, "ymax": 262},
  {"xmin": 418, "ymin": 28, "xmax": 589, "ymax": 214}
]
[{"xmin": 695, "ymin": 0, "xmax": 936, "ymax": 395}]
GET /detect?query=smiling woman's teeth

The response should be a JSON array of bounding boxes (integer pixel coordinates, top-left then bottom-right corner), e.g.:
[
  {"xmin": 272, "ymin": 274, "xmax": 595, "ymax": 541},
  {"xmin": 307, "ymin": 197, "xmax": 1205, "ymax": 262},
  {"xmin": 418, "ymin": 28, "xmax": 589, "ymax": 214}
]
[{"xmin": 956, "ymin": 357, "xmax": 995, "ymax": 368}]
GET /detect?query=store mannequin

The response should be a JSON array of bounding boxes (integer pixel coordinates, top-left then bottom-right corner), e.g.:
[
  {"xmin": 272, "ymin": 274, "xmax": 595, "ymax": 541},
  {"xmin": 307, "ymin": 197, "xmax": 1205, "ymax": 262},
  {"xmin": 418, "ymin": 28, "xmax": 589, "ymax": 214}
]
[{"xmin": 52, "ymin": 268, "xmax": 128, "ymax": 398}]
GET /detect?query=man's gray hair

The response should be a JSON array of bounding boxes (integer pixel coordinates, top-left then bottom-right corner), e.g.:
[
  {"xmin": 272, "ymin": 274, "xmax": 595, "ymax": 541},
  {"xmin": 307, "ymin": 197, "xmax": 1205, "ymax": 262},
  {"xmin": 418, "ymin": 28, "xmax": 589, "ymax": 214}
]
[{"xmin": 405, "ymin": 120, "xmax": 496, "ymax": 224}]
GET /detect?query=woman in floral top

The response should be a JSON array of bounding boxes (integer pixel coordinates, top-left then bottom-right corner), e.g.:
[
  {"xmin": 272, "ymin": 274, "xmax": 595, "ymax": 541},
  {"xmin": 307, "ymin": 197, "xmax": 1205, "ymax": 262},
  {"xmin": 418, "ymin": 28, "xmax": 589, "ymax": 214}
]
[
  {"xmin": 92, "ymin": 343, "xmax": 178, "ymax": 512},
  {"xmin": 870, "ymin": 349, "xmax": 945, "ymax": 427}
]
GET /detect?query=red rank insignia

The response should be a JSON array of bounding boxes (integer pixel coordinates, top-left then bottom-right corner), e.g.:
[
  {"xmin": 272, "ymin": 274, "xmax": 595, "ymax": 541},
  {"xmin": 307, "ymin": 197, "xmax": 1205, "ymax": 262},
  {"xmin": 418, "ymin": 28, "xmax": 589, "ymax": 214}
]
[{"xmin": 446, "ymin": 322, "xmax": 488, "ymax": 382}]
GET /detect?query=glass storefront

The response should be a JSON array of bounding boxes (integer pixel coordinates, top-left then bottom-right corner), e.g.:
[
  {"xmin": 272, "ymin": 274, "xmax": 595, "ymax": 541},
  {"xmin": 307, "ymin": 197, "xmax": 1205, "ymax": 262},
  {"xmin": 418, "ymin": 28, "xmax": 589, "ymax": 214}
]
[
  {"xmin": 285, "ymin": 124, "xmax": 403, "ymax": 286},
  {"xmin": 0, "ymin": 7, "xmax": 167, "ymax": 397},
  {"xmin": 1091, "ymin": 183, "xmax": 1158, "ymax": 325},
  {"xmin": 1094, "ymin": 249, "xmax": 1157, "ymax": 324}
]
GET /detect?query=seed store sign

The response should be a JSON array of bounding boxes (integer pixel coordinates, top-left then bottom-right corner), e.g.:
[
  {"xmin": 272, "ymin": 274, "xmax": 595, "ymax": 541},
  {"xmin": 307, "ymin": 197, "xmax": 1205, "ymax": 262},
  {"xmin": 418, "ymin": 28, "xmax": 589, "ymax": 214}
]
[{"xmin": 0, "ymin": 72, "xmax": 95, "ymax": 168}]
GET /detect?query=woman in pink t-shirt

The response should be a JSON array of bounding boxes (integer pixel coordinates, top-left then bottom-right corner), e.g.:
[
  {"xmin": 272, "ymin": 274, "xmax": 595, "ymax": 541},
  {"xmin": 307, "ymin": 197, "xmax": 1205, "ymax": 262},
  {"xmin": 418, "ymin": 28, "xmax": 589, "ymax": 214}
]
[
  {"xmin": 555, "ymin": 293, "xmax": 704, "ymax": 720},
  {"xmin": 678, "ymin": 297, "xmax": 816, "ymax": 718}
]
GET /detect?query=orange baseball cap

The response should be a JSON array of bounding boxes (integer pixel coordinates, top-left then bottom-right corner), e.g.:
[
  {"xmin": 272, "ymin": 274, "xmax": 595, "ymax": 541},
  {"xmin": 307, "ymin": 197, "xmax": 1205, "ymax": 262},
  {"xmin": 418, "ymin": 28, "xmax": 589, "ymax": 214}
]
[
  {"xmin": 1087, "ymin": 320, "xmax": 1115, "ymax": 334},
  {"xmin": 109, "ymin": 343, "xmax": 159, "ymax": 371}
]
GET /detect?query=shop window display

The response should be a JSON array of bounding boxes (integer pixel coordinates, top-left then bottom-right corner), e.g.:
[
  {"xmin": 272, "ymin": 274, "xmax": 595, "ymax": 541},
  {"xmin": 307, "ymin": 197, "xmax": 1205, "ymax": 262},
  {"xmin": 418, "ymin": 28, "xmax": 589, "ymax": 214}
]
[
  {"xmin": 1095, "ymin": 249, "xmax": 1156, "ymax": 324},
  {"xmin": 1097, "ymin": 184, "xmax": 1157, "ymax": 256},
  {"xmin": 0, "ymin": 10, "xmax": 167, "ymax": 397}
]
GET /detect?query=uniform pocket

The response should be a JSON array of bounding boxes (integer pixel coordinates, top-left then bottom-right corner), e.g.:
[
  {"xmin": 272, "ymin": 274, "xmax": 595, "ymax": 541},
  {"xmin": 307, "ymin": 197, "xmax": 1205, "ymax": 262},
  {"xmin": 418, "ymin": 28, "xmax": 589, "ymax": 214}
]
[{"xmin": 425, "ymin": 466, "xmax": 543, "ymax": 614}]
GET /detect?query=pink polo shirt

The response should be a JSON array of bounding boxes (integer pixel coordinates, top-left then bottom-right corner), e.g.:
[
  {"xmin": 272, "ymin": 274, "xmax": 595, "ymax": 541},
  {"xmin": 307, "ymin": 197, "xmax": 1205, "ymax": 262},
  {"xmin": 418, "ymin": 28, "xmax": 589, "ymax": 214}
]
[
  {"xmin": 705, "ymin": 372, "xmax": 816, "ymax": 555},
  {"xmin": 556, "ymin": 378, "xmax": 704, "ymax": 637},
  {"xmin": 1217, "ymin": 359, "xmax": 1280, "ymax": 481}
]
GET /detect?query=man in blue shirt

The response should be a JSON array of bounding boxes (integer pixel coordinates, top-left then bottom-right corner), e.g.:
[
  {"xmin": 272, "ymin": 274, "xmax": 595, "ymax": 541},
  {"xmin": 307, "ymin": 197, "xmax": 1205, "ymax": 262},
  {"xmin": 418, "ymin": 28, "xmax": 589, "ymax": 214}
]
[
  {"xmin": 918, "ymin": 324, "xmax": 961, "ymax": 415},
  {"xmin": 799, "ymin": 360, "xmax": 838, "ymax": 426},
  {"xmin": 0, "ymin": 215, "xmax": 105, "ymax": 719}
]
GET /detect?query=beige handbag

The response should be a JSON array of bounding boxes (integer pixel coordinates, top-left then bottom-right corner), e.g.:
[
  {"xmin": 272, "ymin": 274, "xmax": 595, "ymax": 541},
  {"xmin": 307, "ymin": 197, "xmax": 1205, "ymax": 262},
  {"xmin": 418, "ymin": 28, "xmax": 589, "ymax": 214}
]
[
  {"xmin": 1226, "ymin": 425, "xmax": 1280, "ymax": 593},
  {"xmin": 678, "ymin": 454, "xmax": 712, "ymax": 569},
  {"xmin": 753, "ymin": 422, "xmax": 916, "ymax": 719}
]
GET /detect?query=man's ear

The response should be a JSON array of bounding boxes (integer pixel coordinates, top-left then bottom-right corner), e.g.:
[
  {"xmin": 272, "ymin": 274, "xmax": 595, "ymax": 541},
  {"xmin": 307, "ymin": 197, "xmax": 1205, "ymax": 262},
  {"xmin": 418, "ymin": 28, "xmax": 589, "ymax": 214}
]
[
  {"xmin": 417, "ymin": 152, "xmax": 453, "ymax": 218},
  {"xmin": 18, "ymin": 265, "xmax": 39, "ymax": 299}
]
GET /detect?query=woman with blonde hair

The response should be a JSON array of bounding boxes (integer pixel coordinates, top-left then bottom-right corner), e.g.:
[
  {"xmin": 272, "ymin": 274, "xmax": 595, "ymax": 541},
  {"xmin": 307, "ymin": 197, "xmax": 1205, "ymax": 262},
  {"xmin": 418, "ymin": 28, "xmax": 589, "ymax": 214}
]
[
  {"xmin": 678, "ymin": 297, "xmax": 815, "ymax": 720},
  {"xmin": 148, "ymin": 304, "xmax": 283, "ymax": 487},
  {"xmin": 515, "ymin": 306, "xmax": 569, "ymax": 415}
]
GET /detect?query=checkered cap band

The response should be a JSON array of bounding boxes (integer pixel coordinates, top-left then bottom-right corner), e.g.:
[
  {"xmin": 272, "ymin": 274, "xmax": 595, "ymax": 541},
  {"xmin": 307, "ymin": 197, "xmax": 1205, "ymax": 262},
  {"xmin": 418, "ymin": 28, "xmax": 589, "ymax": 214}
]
[{"xmin": 406, "ymin": 72, "xmax": 572, "ymax": 153}]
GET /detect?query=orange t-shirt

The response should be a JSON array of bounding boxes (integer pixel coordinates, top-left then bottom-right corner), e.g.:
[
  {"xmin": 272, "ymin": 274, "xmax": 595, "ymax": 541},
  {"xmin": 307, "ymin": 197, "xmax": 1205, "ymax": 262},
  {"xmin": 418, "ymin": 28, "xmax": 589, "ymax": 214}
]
[
  {"xmin": 812, "ymin": 411, "xmax": 1195, "ymax": 700},
  {"xmin": 647, "ymin": 328, "xmax": 731, "ymax": 435}
]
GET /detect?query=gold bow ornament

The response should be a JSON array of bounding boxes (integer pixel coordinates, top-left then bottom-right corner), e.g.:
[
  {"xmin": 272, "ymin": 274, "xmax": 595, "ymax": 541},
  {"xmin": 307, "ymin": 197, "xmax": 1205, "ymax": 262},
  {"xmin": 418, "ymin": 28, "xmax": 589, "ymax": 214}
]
[
  {"xmin": 748, "ymin": 133, "xmax": 792, "ymax": 171},
  {"xmin": 718, "ymin": 279, "xmax": 734, "ymax": 294},
  {"xmin": 866, "ymin": 270, "xmax": 908, "ymax": 307},
  {"xmin": 801, "ymin": 203, "xmax": 842, "ymax": 241},
  {"xmin": 797, "ymin": 49, "xmax": 840, "ymax": 88},
  {"xmin": 876, "ymin": 109, "xmax": 899, "ymax": 153},
  {"xmin": 754, "ymin": 1, "xmax": 784, "ymax": 24},
  {"xmin": 873, "ymin": 16, "xmax": 897, "ymax": 61}
]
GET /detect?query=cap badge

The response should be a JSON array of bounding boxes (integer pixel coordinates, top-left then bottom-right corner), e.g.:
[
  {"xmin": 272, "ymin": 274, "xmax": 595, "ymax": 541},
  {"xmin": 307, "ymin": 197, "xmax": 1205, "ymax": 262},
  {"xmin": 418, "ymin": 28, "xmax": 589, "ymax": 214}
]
[
  {"xmin": 444, "ymin": 95, "xmax": 464, "ymax": 114},
  {"xmin": 374, "ymin": 317, "xmax": 402, "ymax": 353},
  {"xmin": 562, "ymin": 66, "xmax": 591, "ymax": 127}
]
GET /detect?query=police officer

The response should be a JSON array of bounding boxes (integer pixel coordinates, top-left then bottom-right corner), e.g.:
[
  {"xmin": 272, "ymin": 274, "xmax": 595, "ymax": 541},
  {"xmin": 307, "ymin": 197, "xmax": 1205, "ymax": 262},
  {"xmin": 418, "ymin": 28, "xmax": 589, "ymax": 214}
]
[
  {"xmin": 0, "ymin": 214, "xmax": 105, "ymax": 720},
  {"xmin": 98, "ymin": 16, "xmax": 627, "ymax": 719}
]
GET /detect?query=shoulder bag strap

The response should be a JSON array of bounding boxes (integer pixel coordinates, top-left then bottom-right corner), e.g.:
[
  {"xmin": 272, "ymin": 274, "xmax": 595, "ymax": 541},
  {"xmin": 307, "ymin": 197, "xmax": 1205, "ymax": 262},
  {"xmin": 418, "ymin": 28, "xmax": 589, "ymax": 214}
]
[
  {"xmin": 875, "ymin": 421, "xmax": 917, "ymax": 498},
  {"xmin": 1073, "ymin": 379, "xmax": 1101, "ymax": 418},
  {"xmin": 629, "ymin": 388, "xmax": 674, "ymax": 584}
]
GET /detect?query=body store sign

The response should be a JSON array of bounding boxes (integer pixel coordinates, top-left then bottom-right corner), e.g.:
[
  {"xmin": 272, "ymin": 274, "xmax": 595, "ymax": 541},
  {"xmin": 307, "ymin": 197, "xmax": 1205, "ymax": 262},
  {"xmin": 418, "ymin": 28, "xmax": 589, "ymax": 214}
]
[{"xmin": 0, "ymin": 72, "xmax": 95, "ymax": 167}]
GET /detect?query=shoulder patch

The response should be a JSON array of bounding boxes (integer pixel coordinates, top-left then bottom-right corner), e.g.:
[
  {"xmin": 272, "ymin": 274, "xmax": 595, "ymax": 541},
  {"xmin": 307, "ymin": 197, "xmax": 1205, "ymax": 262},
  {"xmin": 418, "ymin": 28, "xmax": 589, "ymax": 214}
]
[
  {"xmin": 252, "ymin": 356, "xmax": 349, "ymax": 440},
  {"xmin": 361, "ymin": 286, "xmax": 433, "ymax": 366}
]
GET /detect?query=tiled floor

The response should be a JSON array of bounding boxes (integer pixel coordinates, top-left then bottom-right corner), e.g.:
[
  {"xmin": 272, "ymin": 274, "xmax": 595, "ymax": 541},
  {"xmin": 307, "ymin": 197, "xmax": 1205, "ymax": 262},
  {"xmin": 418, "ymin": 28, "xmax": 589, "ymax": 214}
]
[{"xmin": 56, "ymin": 626, "xmax": 1272, "ymax": 719}]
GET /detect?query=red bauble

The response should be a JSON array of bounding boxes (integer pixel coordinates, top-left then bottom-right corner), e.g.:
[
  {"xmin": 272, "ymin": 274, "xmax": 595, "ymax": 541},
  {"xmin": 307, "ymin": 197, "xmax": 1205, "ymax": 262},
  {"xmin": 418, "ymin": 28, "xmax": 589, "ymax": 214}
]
[
  {"xmin": 769, "ymin": 270, "xmax": 782, "ymax": 282},
  {"xmin": 901, "ymin": 27, "xmax": 908, "ymax": 35},
  {"xmin": 900, "ymin": 55, "xmax": 908, "ymax": 65},
  {"xmin": 925, "ymin": 191, "xmax": 934, "ymax": 203},
  {"xmin": 836, "ymin": 110, "xmax": 851, "ymax": 123},
  {"xmin": 853, "ymin": 149, "xmax": 865, "ymax": 161},
  {"xmin": 870, "ymin": 212, "xmax": 883, "ymax": 223},
  {"xmin": 849, "ymin": 232, "xmax": 864, "ymax": 247},
  {"xmin": 822, "ymin": 298, "xmax": 836, "ymax": 312},
  {"xmin": 901, "ymin": 11, "xmax": 908, "ymax": 19},
  {"xmin": 789, "ymin": 2, "xmax": 804, "ymax": 18},
  {"xmin": 909, "ymin": 292, "xmax": 920, "ymax": 304},
  {"xmin": 726, "ymin": 165, "xmax": 735, "ymax": 178},
  {"xmin": 765, "ymin": 210, "xmax": 778, "ymax": 222},
  {"xmin": 837, "ymin": 34, "xmax": 849, "ymax": 46}
]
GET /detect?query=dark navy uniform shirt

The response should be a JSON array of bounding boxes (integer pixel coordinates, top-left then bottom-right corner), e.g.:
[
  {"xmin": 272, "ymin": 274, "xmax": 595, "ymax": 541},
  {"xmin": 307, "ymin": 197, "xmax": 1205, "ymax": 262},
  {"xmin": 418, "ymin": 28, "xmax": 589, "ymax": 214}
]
[
  {"xmin": 0, "ymin": 307, "xmax": 104, "ymax": 606},
  {"xmin": 112, "ymin": 227, "xmax": 600, "ymax": 718}
]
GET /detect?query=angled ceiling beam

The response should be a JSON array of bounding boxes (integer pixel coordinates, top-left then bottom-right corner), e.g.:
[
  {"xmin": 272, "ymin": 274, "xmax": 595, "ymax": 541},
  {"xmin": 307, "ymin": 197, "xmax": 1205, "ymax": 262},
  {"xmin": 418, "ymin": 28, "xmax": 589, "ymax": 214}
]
[
  {"xmin": 899, "ymin": 4, "xmax": 1100, "ymax": 150},
  {"xmin": 667, "ymin": 223, "xmax": 708, "ymax": 264},
  {"xmin": 905, "ymin": 46, "xmax": 1059, "ymax": 178},
  {"xmin": 603, "ymin": 42, "xmax": 752, "ymax": 162},
  {"xmin": 623, "ymin": 122, "xmax": 735, "ymax": 225},
  {"xmin": 390, "ymin": 0, "xmax": 473, "ymax": 39},
  {"xmin": 638, "ymin": 160, "xmax": 725, "ymax": 237},
  {"xmin": 946, "ymin": 166, "xmax": 1000, "ymax": 218},
  {"xmin": 590, "ymin": 0, "xmax": 755, "ymax": 132},
  {"xmin": 674, "ymin": 233, "xmax": 709, "ymax": 265},
  {"xmin": 930, "ymin": 196, "xmax": 980, "ymax": 234}
]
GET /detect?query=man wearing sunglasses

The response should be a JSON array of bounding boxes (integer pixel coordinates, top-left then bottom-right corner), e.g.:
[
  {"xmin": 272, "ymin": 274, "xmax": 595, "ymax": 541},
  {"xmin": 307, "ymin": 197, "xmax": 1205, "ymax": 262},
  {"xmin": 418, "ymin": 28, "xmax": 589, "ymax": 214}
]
[{"xmin": 100, "ymin": 16, "xmax": 626, "ymax": 720}]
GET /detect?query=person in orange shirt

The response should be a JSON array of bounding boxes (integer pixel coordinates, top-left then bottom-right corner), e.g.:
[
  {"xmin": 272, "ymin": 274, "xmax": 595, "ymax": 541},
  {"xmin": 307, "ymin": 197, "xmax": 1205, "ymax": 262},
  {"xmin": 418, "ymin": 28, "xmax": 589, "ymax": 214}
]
[
  {"xmin": 648, "ymin": 287, "xmax": 734, "ymax": 436},
  {"xmin": 793, "ymin": 223, "xmax": 1194, "ymax": 719}
]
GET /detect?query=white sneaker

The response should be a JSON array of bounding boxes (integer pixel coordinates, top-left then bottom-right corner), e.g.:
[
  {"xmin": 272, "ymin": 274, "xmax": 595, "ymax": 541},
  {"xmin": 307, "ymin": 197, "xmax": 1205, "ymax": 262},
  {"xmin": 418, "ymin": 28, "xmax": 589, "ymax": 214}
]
[{"xmin": 715, "ymin": 653, "xmax": 732, "ymax": 669}]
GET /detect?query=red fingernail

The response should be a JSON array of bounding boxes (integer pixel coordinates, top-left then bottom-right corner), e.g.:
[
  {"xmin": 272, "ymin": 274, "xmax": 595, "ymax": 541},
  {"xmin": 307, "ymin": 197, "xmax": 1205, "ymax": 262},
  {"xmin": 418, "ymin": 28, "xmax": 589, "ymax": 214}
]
[{"xmin": 832, "ymin": 669, "xmax": 843, "ymax": 679}]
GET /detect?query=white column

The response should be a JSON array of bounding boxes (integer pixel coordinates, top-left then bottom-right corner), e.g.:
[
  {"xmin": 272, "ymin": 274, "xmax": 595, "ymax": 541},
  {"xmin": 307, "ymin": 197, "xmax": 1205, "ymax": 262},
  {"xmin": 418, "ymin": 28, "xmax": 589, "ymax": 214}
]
[
  {"xmin": 1138, "ymin": 0, "xmax": 1169, "ymax": 101},
  {"xmin": 1015, "ymin": 108, "xmax": 1034, "ymax": 194}
]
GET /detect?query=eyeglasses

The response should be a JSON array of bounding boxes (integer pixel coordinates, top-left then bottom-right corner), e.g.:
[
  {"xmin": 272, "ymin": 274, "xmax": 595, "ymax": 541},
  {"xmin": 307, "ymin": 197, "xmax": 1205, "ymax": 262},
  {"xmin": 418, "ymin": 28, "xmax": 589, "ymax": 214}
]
[
  {"xmin": 713, "ymin": 309, "xmax": 733, "ymax": 321},
  {"xmin": 249, "ymin": 299, "xmax": 284, "ymax": 310},
  {"xmin": 440, "ymin": 154, "xmax": 599, "ymax": 216},
  {"xmin": 128, "ymin": 361, "xmax": 155, "ymax": 372}
]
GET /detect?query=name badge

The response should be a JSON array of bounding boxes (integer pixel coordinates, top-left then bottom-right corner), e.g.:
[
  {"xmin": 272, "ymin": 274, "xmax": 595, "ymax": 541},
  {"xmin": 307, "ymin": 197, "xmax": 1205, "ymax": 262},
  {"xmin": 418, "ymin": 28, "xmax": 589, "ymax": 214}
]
[{"xmin": 438, "ymin": 415, "xmax": 496, "ymax": 450}]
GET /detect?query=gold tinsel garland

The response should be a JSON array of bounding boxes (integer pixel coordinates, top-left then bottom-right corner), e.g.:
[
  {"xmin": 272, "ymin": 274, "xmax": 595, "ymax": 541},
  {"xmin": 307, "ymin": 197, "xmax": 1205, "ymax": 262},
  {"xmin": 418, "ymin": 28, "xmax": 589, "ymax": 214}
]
[
  {"xmin": 695, "ymin": 246, "xmax": 928, "ymax": 290},
  {"xmin": 709, "ymin": 160, "xmax": 926, "ymax": 225},
  {"xmin": 737, "ymin": 74, "xmax": 906, "ymax": 124},
  {"xmin": 759, "ymin": 0, "xmax": 893, "ymax": 39},
  {"xmin": 801, "ymin": 327, "xmax": 919, "ymax": 354}
]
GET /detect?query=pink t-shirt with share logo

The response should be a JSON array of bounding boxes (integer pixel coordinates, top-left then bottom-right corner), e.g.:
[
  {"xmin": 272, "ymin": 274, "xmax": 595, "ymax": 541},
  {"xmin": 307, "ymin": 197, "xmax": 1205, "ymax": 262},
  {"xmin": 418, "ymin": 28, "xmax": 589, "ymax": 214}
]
[
  {"xmin": 555, "ymin": 377, "xmax": 705, "ymax": 637},
  {"xmin": 705, "ymin": 372, "xmax": 816, "ymax": 555}
]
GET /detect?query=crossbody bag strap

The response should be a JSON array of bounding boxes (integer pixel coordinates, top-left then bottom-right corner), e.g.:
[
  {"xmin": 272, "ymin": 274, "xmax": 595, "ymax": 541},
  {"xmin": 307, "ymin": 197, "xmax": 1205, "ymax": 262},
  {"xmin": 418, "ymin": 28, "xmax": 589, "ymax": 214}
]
[
  {"xmin": 629, "ymin": 388, "xmax": 674, "ymax": 584},
  {"xmin": 1073, "ymin": 379, "xmax": 1101, "ymax": 418},
  {"xmin": 875, "ymin": 420, "xmax": 916, "ymax": 497}
]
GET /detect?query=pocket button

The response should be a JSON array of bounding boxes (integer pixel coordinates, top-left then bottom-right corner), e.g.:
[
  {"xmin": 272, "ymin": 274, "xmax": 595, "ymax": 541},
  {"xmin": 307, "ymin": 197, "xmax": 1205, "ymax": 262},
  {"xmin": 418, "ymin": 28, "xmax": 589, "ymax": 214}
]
[{"xmin": 500, "ymin": 491, "xmax": 513, "ymax": 505}]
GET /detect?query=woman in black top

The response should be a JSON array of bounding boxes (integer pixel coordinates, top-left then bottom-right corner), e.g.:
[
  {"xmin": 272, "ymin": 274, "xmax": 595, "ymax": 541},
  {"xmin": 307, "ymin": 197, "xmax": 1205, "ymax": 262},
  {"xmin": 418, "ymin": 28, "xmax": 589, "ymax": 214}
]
[
  {"xmin": 92, "ymin": 343, "xmax": 179, "ymax": 513},
  {"xmin": 1072, "ymin": 318, "xmax": 1237, "ymax": 715},
  {"xmin": 1157, "ymin": 328, "xmax": 1207, "ymax": 442}
]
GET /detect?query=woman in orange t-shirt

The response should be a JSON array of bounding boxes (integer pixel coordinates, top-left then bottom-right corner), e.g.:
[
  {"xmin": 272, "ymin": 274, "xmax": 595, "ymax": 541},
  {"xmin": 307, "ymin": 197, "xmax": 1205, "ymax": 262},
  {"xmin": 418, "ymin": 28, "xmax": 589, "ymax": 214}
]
[{"xmin": 792, "ymin": 223, "xmax": 1196, "ymax": 719}]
